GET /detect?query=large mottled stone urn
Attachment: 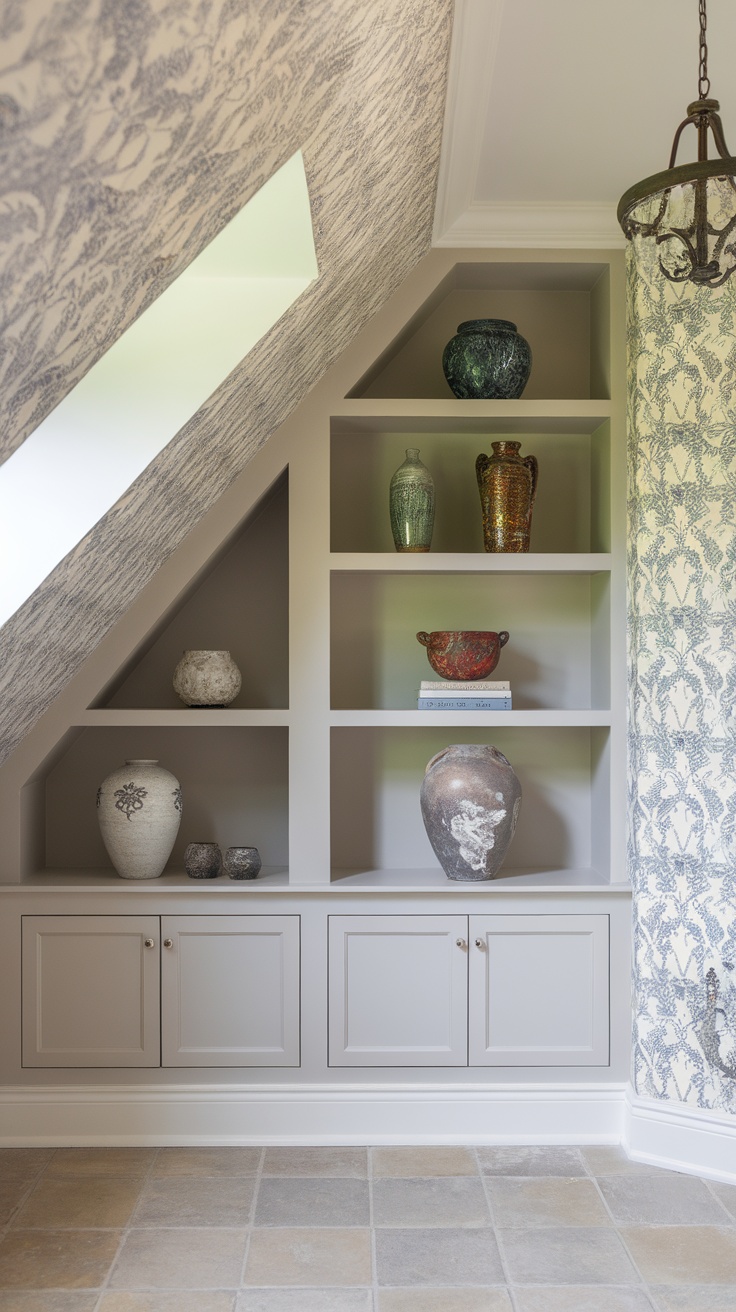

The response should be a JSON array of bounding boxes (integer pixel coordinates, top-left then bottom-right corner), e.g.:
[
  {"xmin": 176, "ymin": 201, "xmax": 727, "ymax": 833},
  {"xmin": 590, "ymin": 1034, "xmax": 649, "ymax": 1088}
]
[
  {"xmin": 97, "ymin": 759, "xmax": 182, "ymax": 880},
  {"xmin": 420, "ymin": 744, "xmax": 521, "ymax": 881}
]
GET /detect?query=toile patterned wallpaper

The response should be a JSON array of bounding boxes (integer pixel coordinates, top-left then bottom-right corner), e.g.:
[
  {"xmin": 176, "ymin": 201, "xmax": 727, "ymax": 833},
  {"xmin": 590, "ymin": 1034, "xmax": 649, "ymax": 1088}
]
[
  {"xmin": 0, "ymin": 0, "xmax": 452, "ymax": 763},
  {"xmin": 628, "ymin": 236, "xmax": 736, "ymax": 1111}
]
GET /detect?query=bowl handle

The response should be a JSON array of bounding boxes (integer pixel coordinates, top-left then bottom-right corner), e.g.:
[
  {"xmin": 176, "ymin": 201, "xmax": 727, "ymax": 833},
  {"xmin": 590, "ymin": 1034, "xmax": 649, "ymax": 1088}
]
[
  {"xmin": 416, "ymin": 631, "xmax": 431, "ymax": 647},
  {"xmin": 499, "ymin": 631, "xmax": 509, "ymax": 647}
]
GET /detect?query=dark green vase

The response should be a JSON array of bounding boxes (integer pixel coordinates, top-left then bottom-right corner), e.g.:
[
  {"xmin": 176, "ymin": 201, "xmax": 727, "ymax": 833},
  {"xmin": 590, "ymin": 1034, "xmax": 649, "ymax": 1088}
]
[
  {"xmin": 389, "ymin": 448, "xmax": 435, "ymax": 552},
  {"xmin": 442, "ymin": 319, "xmax": 532, "ymax": 399}
]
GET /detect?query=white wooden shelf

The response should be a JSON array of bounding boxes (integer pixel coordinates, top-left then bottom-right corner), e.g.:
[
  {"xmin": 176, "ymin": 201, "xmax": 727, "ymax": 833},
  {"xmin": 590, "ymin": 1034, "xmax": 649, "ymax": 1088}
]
[
  {"xmin": 329, "ymin": 868, "xmax": 630, "ymax": 894},
  {"xmin": 78, "ymin": 710, "xmax": 290, "ymax": 727},
  {"xmin": 6, "ymin": 868, "xmax": 631, "ymax": 896},
  {"xmin": 329, "ymin": 710, "xmax": 611, "ymax": 727},
  {"xmin": 13, "ymin": 870, "xmax": 290, "ymax": 891},
  {"xmin": 330, "ymin": 553, "xmax": 612, "ymax": 574},
  {"xmin": 333, "ymin": 399, "xmax": 613, "ymax": 433}
]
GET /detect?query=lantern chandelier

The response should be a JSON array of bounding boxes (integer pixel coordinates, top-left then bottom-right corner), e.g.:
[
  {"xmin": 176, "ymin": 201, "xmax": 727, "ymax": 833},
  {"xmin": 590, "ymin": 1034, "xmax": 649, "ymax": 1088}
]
[{"xmin": 618, "ymin": 0, "xmax": 736, "ymax": 288}]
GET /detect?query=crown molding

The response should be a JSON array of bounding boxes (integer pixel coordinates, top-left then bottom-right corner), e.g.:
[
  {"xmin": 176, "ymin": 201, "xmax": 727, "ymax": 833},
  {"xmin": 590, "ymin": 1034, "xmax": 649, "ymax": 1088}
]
[
  {"xmin": 432, "ymin": 0, "xmax": 506, "ymax": 242},
  {"xmin": 433, "ymin": 1, "xmax": 626, "ymax": 250},
  {"xmin": 434, "ymin": 202, "xmax": 625, "ymax": 249}
]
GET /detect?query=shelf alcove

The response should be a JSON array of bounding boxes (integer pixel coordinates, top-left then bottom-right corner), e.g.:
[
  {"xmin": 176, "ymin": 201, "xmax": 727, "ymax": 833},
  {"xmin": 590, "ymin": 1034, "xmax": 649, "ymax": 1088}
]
[{"xmin": 94, "ymin": 473, "xmax": 289, "ymax": 711}]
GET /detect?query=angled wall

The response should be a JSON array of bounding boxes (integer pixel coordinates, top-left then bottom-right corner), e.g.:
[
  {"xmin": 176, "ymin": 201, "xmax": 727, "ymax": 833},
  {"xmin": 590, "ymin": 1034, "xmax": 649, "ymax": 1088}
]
[{"xmin": 0, "ymin": 0, "xmax": 453, "ymax": 763}]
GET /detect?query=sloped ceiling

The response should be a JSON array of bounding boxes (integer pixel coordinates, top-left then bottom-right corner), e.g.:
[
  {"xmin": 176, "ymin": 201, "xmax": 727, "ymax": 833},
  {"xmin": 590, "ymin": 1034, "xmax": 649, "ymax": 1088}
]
[{"xmin": 0, "ymin": 0, "xmax": 453, "ymax": 763}]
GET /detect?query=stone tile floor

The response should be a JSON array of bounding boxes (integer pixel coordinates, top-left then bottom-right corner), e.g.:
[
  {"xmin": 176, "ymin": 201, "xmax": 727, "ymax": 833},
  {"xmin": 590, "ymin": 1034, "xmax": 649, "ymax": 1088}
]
[{"xmin": 0, "ymin": 1144, "xmax": 734, "ymax": 1309}]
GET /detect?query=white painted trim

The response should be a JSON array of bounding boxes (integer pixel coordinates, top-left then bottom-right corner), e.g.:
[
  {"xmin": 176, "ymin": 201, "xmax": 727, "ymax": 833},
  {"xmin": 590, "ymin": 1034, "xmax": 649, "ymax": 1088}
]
[
  {"xmin": 624, "ymin": 1086, "xmax": 736, "ymax": 1184},
  {"xmin": 4, "ymin": 1082, "xmax": 736, "ymax": 1183},
  {"xmin": 0, "ymin": 1081, "xmax": 624, "ymax": 1147},
  {"xmin": 432, "ymin": 0, "xmax": 506, "ymax": 242},
  {"xmin": 434, "ymin": 202, "xmax": 625, "ymax": 249}
]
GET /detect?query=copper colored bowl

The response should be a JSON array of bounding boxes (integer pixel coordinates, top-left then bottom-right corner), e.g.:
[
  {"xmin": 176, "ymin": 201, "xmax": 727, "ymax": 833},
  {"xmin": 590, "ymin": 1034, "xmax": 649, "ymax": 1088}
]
[{"xmin": 416, "ymin": 630, "xmax": 509, "ymax": 681}]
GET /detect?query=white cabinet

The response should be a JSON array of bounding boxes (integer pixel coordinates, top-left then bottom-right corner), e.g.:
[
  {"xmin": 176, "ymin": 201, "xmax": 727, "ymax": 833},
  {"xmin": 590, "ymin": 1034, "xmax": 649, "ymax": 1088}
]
[
  {"xmin": 328, "ymin": 914, "xmax": 468, "ymax": 1066},
  {"xmin": 22, "ymin": 916, "xmax": 161, "ymax": 1068},
  {"xmin": 22, "ymin": 914, "xmax": 300, "ymax": 1069},
  {"xmin": 329, "ymin": 913, "xmax": 610, "ymax": 1068},
  {"xmin": 468, "ymin": 914, "xmax": 609, "ymax": 1066},
  {"xmin": 161, "ymin": 915, "xmax": 299, "ymax": 1067}
]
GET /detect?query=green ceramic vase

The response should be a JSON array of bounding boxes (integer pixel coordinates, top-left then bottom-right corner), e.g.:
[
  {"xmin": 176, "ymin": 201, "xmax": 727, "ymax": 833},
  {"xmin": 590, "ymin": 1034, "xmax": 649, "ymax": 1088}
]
[{"xmin": 389, "ymin": 448, "xmax": 435, "ymax": 552}]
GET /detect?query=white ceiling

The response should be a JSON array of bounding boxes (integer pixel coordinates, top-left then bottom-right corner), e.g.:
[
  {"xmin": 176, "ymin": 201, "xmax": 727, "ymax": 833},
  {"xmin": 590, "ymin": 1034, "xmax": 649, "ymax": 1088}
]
[{"xmin": 434, "ymin": 0, "xmax": 736, "ymax": 246}]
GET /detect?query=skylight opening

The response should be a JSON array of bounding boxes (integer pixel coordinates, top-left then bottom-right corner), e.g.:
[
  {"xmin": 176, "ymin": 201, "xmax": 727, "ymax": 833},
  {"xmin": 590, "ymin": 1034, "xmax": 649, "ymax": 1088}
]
[{"xmin": 0, "ymin": 151, "xmax": 318, "ymax": 629}]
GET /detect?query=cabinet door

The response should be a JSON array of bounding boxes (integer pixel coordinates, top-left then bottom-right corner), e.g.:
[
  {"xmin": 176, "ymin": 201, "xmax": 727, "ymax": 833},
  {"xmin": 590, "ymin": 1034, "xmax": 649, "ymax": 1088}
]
[
  {"xmin": 161, "ymin": 915, "xmax": 300, "ymax": 1067},
  {"xmin": 22, "ymin": 915, "xmax": 160, "ymax": 1068},
  {"xmin": 329, "ymin": 915, "xmax": 468, "ymax": 1066},
  {"xmin": 469, "ymin": 914, "xmax": 609, "ymax": 1067}
]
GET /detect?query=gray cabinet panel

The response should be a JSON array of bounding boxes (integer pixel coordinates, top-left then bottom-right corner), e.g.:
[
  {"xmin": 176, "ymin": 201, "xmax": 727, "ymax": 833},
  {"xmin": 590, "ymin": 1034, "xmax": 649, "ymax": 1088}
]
[
  {"xmin": 328, "ymin": 914, "xmax": 468, "ymax": 1066},
  {"xmin": 22, "ymin": 915, "xmax": 160, "ymax": 1068},
  {"xmin": 469, "ymin": 913, "xmax": 609, "ymax": 1066},
  {"xmin": 161, "ymin": 915, "xmax": 300, "ymax": 1067}
]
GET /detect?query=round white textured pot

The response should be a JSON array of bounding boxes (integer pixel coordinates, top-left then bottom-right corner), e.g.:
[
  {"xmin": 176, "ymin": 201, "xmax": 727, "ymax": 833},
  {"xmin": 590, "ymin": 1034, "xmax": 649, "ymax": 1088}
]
[
  {"xmin": 172, "ymin": 650, "xmax": 242, "ymax": 707},
  {"xmin": 97, "ymin": 759, "xmax": 182, "ymax": 880}
]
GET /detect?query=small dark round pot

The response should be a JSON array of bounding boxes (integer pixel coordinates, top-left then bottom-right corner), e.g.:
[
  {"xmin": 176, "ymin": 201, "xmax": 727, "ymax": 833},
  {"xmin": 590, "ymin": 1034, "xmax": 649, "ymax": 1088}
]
[
  {"xmin": 184, "ymin": 841, "xmax": 222, "ymax": 879},
  {"xmin": 416, "ymin": 630, "xmax": 509, "ymax": 681},
  {"xmin": 224, "ymin": 847, "xmax": 262, "ymax": 880},
  {"xmin": 442, "ymin": 319, "xmax": 532, "ymax": 399}
]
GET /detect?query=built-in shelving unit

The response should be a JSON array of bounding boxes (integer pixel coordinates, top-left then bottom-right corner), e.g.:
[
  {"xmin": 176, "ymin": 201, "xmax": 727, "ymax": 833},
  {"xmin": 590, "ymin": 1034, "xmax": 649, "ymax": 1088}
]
[
  {"xmin": 0, "ymin": 250, "xmax": 633, "ymax": 1123},
  {"xmin": 0, "ymin": 252, "xmax": 625, "ymax": 894}
]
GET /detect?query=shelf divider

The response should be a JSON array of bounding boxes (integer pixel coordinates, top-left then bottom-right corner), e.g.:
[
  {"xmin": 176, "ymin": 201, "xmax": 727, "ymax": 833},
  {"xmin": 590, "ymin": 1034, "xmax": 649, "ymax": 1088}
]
[
  {"xmin": 330, "ymin": 710, "xmax": 611, "ymax": 727},
  {"xmin": 77, "ymin": 710, "xmax": 290, "ymax": 727},
  {"xmin": 330, "ymin": 553, "xmax": 612, "ymax": 574}
]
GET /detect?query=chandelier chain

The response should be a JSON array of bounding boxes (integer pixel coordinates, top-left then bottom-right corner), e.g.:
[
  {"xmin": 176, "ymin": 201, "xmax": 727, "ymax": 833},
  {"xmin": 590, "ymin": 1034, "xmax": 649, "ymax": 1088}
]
[{"xmin": 699, "ymin": 0, "xmax": 710, "ymax": 98}]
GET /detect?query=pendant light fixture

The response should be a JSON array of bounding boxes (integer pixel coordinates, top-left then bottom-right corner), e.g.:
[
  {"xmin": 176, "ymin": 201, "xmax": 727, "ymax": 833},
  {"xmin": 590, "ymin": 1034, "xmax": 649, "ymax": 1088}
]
[{"xmin": 618, "ymin": 0, "xmax": 736, "ymax": 288}]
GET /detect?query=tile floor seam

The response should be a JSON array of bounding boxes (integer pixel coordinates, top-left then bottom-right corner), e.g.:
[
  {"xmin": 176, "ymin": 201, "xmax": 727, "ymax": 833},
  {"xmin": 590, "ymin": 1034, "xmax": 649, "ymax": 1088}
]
[
  {"xmin": 368, "ymin": 1146, "xmax": 377, "ymax": 1312},
  {"xmin": 702, "ymin": 1174, "xmax": 736, "ymax": 1225},
  {"xmin": 2, "ymin": 1170, "xmax": 44, "ymax": 1229},
  {"xmin": 238, "ymin": 1146, "xmax": 265, "ymax": 1288},
  {"xmin": 586, "ymin": 1165, "xmax": 663, "ymax": 1308},
  {"xmin": 89, "ymin": 1139, "xmax": 161, "ymax": 1308},
  {"xmin": 474, "ymin": 1143, "xmax": 518, "ymax": 1311}
]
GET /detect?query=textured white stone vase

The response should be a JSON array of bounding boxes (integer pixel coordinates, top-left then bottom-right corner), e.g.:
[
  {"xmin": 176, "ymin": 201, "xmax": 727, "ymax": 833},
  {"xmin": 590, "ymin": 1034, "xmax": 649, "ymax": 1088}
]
[
  {"xmin": 97, "ymin": 759, "xmax": 182, "ymax": 880},
  {"xmin": 420, "ymin": 744, "xmax": 521, "ymax": 881},
  {"xmin": 173, "ymin": 650, "xmax": 242, "ymax": 708}
]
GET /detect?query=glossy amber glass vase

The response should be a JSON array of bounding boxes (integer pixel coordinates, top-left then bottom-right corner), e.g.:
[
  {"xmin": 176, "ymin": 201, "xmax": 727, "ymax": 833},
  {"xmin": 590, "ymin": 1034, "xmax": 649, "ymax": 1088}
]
[{"xmin": 476, "ymin": 441, "xmax": 538, "ymax": 553}]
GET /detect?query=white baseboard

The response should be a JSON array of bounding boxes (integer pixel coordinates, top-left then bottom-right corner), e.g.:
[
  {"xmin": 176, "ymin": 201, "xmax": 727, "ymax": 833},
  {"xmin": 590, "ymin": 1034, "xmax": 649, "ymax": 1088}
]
[
  {"xmin": 4, "ymin": 1082, "xmax": 736, "ymax": 1183},
  {"xmin": 623, "ymin": 1087, "xmax": 736, "ymax": 1185},
  {"xmin": 0, "ymin": 1081, "xmax": 625, "ymax": 1147}
]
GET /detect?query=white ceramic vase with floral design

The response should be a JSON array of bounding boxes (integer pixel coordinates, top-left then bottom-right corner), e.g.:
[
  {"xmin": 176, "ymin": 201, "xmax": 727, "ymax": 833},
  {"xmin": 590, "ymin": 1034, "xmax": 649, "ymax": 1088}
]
[
  {"xmin": 97, "ymin": 759, "xmax": 182, "ymax": 880},
  {"xmin": 172, "ymin": 650, "xmax": 242, "ymax": 707}
]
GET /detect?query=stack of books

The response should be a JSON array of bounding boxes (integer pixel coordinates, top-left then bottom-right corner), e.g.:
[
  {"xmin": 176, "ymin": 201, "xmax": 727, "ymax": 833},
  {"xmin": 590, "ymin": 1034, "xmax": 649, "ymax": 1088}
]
[{"xmin": 417, "ymin": 680, "xmax": 512, "ymax": 711}]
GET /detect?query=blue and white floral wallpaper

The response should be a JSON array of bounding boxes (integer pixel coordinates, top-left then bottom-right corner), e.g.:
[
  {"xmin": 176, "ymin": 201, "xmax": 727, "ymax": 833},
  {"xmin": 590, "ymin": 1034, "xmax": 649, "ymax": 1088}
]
[
  {"xmin": 0, "ymin": 0, "xmax": 453, "ymax": 765},
  {"xmin": 628, "ymin": 235, "xmax": 736, "ymax": 1110}
]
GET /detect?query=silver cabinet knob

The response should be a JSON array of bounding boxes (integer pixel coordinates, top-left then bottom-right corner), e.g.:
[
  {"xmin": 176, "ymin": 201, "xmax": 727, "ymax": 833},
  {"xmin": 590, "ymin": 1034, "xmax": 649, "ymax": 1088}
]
[
  {"xmin": 163, "ymin": 938, "xmax": 173, "ymax": 949},
  {"xmin": 456, "ymin": 938, "xmax": 467, "ymax": 949},
  {"xmin": 475, "ymin": 938, "xmax": 485, "ymax": 949},
  {"xmin": 144, "ymin": 938, "xmax": 155, "ymax": 949}
]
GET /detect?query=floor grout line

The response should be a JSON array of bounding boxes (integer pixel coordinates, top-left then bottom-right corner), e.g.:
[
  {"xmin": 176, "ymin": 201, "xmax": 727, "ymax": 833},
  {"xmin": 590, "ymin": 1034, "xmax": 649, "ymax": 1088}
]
[
  {"xmin": 238, "ymin": 1145, "xmax": 265, "ymax": 1293},
  {"xmin": 368, "ymin": 1145, "xmax": 378, "ymax": 1312},
  {"xmin": 475, "ymin": 1143, "xmax": 542, "ymax": 1312}
]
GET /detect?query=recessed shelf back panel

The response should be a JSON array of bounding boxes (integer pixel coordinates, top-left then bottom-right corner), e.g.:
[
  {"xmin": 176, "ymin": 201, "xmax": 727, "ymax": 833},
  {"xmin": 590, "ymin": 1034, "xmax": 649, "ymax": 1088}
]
[
  {"xmin": 331, "ymin": 572, "xmax": 610, "ymax": 711},
  {"xmin": 44, "ymin": 727, "xmax": 288, "ymax": 873},
  {"xmin": 331, "ymin": 425, "xmax": 610, "ymax": 554},
  {"xmin": 97, "ymin": 476, "xmax": 289, "ymax": 710},
  {"xmin": 330, "ymin": 726, "xmax": 610, "ymax": 880},
  {"xmin": 349, "ymin": 264, "xmax": 610, "ymax": 401}
]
